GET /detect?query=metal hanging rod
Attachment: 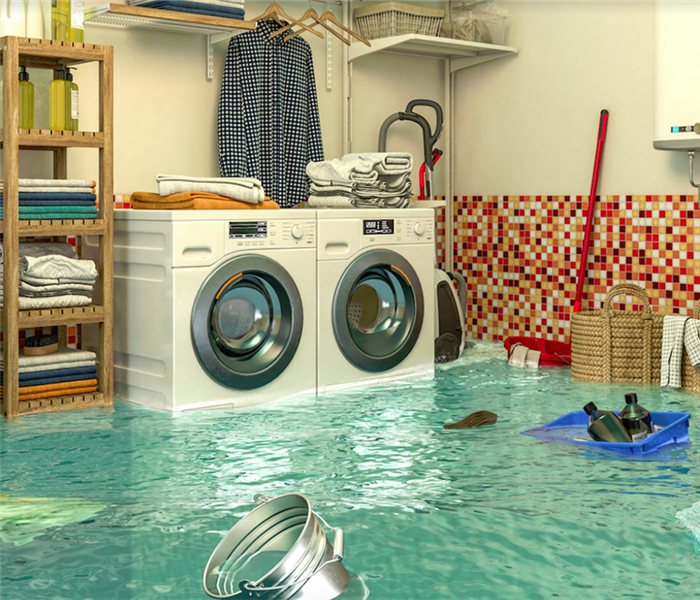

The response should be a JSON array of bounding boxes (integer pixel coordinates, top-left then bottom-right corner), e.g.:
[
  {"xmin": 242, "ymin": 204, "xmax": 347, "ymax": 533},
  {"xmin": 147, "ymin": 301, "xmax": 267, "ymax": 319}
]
[{"xmin": 309, "ymin": 0, "xmax": 342, "ymax": 5}]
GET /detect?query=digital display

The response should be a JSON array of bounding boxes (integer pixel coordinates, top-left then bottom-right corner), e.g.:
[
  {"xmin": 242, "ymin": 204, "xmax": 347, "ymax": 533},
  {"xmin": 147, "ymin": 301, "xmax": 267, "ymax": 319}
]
[
  {"xmin": 229, "ymin": 221, "xmax": 267, "ymax": 239},
  {"xmin": 363, "ymin": 219, "xmax": 394, "ymax": 235}
]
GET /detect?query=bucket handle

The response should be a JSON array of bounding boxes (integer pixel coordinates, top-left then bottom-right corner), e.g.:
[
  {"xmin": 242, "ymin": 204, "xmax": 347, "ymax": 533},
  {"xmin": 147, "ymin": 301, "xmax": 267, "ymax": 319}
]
[{"xmin": 238, "ymin": 504, "xmax": 345, "ymax": 598}]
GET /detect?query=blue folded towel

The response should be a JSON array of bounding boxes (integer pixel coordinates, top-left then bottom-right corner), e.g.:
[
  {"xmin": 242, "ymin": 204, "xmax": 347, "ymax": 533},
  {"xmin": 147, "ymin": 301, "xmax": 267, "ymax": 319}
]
[
  {"xmin": 0, "ymin": 210, "xmax": 98, "ymax": 220},
  {"xmin": 138, "ymin": 0, "xmax": 244, "ymax": 19},
  {"xmin": 2, "ymin": 367, "xmax": 98, "ymax": 387},
  {"xmin": 1, "ymin": 200, "xmax": 96, "ymax": 207},
  {"xmin": 0, "ymin": 192, "xmax": 97, "ymax": 202}
]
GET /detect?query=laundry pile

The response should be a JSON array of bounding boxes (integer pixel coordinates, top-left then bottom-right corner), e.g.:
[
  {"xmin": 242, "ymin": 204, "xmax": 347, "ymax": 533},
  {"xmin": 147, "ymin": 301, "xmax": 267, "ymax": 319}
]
[
  {"xmin": 660, "ymin": 314, "xmax": 700, "ymax": 388},
  {"xmin": 0, "ymin": 179, "xmax": 97, "ymax": 220},
  {"xmin": 0, "ymin": 242, "xmax": 97, "ymax": 310},
  {"xmin": 129, "ymin": 0, "xmax": 244, "ymax": 19},
  {"xmin": 130, "ymin": 174, "xmax": 279, "ymax": 210},
  {"xmin": 306, "ymin": 153, "xmax": 414, "ymax": 208},
  {"xmin": 0, "ymin": 346, "xmax": 98, "ymax": 402}
]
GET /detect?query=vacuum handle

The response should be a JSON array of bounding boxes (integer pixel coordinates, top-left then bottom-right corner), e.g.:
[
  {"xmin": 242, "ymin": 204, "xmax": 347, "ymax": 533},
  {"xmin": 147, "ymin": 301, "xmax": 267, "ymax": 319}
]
[
  {"xmin": 405, "ymin": 99, "xmax": 443, "ymax": 150},
  {"xmin": 378, "ymin": 111, "xmax": 434, "ymax": 171}
]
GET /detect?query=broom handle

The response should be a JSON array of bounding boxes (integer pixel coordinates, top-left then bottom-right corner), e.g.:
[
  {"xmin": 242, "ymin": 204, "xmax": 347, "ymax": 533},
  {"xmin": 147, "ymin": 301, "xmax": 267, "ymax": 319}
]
[{"xmin": 573, "ymin": 110, "xmax": 609, "ymax": 313}]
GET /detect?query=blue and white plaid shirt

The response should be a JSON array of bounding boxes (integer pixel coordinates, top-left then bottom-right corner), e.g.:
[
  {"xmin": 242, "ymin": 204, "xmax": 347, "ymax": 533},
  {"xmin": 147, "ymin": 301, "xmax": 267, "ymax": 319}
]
[{"xmin": 218, "ymin": 19, "xmax": 324, "ymax": 208}]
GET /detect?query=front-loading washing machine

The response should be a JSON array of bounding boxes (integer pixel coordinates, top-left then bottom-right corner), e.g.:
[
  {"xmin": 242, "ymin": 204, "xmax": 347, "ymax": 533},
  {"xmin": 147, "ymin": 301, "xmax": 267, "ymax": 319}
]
[
  {"xmin": 110, "ymin": 209, "xmax": 316, "ymax": 411},
  {"xmin": 316, "ymin": 208, "xmax": 435, "ymax": 393}
]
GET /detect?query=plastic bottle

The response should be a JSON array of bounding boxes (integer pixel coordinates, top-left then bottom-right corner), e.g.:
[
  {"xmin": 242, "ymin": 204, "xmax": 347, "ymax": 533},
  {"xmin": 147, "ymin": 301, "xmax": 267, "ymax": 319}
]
[
  {"xmin": 18, "ymin": 66, "xmax": 35, "ymax": 129},
  {"xmin": 25, "ymin": 0, "xmax": 43, "ymax": 38},
  {"xmin": 70, "ymin": 0, "xmax": 83, "ymax": 43},
  {"xmin": 583, "ymin": 402, "xmax": 633, "ymax": 443},
  {"xmin": 619, "ymin": 393, "xmax": 653, "ymax": 441},
  {"xmin": 51, "ymin": 0, "xmax": 70, "ymax": 41},
  {"xmin": 50, "ymin": 64, "xmax": 68, "ymax": 130},
  {"xmin": 5, "ymin": 0, "xmax": 27, "ymax": 36},
  {"xmin": 65, "ymin": 66, "xmax": 78, "ymax": 131}
]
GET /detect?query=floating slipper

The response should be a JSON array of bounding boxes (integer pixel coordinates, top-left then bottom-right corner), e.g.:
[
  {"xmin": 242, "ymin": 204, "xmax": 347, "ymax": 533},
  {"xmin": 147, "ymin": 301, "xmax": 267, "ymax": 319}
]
[{"xmin": 443, "ymin": 410, "xmax": 498, "ymax": 429}]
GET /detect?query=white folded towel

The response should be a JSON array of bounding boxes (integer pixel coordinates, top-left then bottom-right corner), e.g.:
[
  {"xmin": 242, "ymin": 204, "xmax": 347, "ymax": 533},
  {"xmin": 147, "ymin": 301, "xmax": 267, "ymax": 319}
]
[
  {"xmin": 0, "ymin": 241, "xmax": 77, "ymax": 262},
  {"xmin": 660, "ymin": 315, "xmax": 700, "ymax": 388},
  {"xmin": 0, "ymin": 346, "xmax": 97, "ymax": 369},
  {"xmin": 0, "ymin": 294, "xmax": 93, "ymax": 310},
  {"xmin": 22, "ymin": 255, "xmax": 98, "ymax": 282},
  {"xmin": 15, "ymin": 359, "xmax": 97, "ymax": 374},
  {"xmin": 156, "ymin": 174, "xmax": 265, "ymax": 203},
  {"xmin": 1, "ymin": 179, "xmax": 95, "ymax": 188},
  {"xmin": 306, "ymin": 153, "xmax": 413, "ymax": 185}
]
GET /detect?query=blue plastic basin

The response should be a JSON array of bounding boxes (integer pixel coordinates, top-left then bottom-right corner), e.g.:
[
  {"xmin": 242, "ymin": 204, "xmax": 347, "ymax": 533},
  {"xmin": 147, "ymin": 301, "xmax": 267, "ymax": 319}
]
[{"xmin": 521, "ymin": 411, "xmax": 691, "ymax": 455}]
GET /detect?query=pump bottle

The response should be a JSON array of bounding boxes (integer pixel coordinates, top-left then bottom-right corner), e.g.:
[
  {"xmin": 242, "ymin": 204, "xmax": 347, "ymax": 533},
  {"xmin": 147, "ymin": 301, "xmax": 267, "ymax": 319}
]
[
  {"xmin": 50, "ymin": 64, "xmax": 68, "ymax": 130},
  {"xmin": 583, "ymin": 402, "xmax": 633, "ymax": 443},
  {"xmin": 51, "ymin": 0, "xmax": 82, "ymax": 42},
  {"xmin": 19, "ymin": 66, "xmax": 34, "ymax": 129},
  {"xmin": 65, "ymin": 66, "xmax": 78, "ymax": 131},
  {"xmin": 619, "ymin": 393, "xmax": 653, "ymax": 441}
]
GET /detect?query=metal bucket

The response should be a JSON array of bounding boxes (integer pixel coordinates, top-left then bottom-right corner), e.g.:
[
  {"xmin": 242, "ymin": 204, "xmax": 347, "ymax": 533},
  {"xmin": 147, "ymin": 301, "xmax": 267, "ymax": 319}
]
[{"xmin": 203, "ymin": 494, "xmax": 349, "ymax": 600}]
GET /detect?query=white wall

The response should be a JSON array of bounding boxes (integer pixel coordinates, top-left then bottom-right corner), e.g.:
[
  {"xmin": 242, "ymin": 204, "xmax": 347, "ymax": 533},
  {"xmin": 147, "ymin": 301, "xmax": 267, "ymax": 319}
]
[{"xmin": 3, "ymin": 1, "xmax": 695, "ymax": 197}]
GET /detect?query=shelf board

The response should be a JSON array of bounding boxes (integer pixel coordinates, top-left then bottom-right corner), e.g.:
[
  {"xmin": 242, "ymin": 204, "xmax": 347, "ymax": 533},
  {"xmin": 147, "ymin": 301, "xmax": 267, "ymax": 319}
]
[
  {"xmin": 0, "ymin": 219, "xmax": 106, "ymax": 236},
  {"xmin": 0, "ymin": 37, "xmax": 108, "ymax": 67},
  {"xmin": 2, "ymin": 305, "xmax": 108, "ymax": 328},
  {"xmin": 18, "ymin": 392, "xmax": 109, "ymax": 416},
  {"xmin": 348, "ymin": 34, "xmax": 517, "ymax": 71},
  {"xmin": 85, "ymin": 3, "xmax": 255, "ymax": 37},
  {"xmin": 0, "ymin": 130, "xmax": 105, "ymax": 148}
]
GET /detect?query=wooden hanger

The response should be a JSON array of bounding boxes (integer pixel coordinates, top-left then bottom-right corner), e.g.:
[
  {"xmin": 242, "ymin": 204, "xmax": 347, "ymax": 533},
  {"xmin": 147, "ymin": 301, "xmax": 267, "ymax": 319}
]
[
  {"xmin": 320, "ymin": 9, "xmax": 371, "ymax": 46},
  {"xmin": 247, "ymin": 3, "xmax": 323, "ymax": 38},
  {"xmin": 273, "ymin": 8, "xmax": 350, "ymax": 45}
]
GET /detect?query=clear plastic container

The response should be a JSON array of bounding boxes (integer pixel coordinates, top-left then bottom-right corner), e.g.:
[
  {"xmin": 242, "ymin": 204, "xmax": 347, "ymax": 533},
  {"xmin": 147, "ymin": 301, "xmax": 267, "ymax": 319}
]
[{"xmin": 440, "ymin": 10, "xmax": 507, "ymax": 45}]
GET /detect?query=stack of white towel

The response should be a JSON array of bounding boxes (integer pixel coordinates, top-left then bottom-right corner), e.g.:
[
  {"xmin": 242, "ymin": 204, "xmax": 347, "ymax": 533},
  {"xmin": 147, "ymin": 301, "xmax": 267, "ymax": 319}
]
[
  {"xmin": 155, "ymin": 174, "xmax": 266, "ymax": 204},
  {"xmin": 306, "ymin": 153, "xmax": 414, "ymax": 209},
  {"xmin": 0, "ymin": 242, "xmax": 97, "ymax": 310}
]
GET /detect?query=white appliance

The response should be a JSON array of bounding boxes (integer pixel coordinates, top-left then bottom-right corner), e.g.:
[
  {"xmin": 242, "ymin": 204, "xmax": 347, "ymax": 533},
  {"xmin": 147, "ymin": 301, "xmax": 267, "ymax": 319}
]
[
  {"xmin": 316, "ymin": 208, "xmax": 435, "ymax": 393},
  {"xmin": 653, "ymin": 0, "xmax": 700, "ymax": 151},
  {"xmin": 110, "ymin": 209, "xmax": 317, "ymax": 412}
]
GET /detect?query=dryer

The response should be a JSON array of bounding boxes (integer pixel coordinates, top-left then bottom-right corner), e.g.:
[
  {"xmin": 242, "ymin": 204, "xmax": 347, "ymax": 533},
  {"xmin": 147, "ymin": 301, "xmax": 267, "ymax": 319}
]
[
  {"xmin": 316, "ymin": 208, "xmax": 435, "ymax": 393},
  {"xmin": 111, "ymin": 210, "xmax": 316, "ymax": 412}
]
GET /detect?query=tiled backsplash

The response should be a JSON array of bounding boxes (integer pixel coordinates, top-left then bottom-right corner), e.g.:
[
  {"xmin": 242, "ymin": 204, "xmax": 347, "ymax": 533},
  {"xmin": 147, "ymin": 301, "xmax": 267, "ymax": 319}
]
[{"xmin": 441, "ymin": 194, "xmax": 700, "ymax": 343}]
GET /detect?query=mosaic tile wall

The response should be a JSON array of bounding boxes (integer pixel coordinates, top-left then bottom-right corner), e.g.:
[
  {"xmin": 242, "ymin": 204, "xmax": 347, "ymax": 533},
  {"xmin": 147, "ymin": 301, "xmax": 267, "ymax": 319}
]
[{"xmin": 446, "ymin": 194, "xmax": 700, "ymax": 343}]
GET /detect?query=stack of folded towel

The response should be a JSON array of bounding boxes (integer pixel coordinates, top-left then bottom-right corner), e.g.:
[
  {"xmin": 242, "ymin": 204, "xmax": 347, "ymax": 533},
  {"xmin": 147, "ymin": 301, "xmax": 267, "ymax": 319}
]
[
  {"xmin": 0, "ymin": 241, "xmax": 98, "ymax": 310},
  {"xmin": 129, "ymin": 0, "xmax": 244, "ymax": 19},
  {"xmin": 0, "ymin": 346, "xmax": 98, "ymax": 402},
  {"xmin": 0, "ymin": 179, "xmax": 97, "ymax": 220},
  {"xmin": 306, "ymin": 153, "xmax": 414, "ymax": 209},
  {"xmin": 130, "ymin": 174, "xmax": 278, "ymax": 210}
]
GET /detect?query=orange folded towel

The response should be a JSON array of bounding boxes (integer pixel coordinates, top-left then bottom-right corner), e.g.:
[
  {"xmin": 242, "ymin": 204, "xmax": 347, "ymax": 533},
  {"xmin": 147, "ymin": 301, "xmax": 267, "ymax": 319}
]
[
  {"xmin": 130, "ymin": 192, "xmax": 280, "ymax": 211},
  {"xmin": 2, "ymin": 381, "xmax": 99, "ymax": 401},
  {"xmin": 15, "ymin": 378, "xmax": 98, "ymax": 396},
  {"xmin": 17, "ymin": 386, "xmax": 99, "ymax": 401}
]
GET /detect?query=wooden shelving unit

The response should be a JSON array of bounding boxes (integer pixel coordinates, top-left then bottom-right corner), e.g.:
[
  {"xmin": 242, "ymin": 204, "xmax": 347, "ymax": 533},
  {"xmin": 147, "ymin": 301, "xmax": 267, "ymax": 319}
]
[{"xmin": 1, "ymin": 36, "xmax": 114, "ymax": 418}]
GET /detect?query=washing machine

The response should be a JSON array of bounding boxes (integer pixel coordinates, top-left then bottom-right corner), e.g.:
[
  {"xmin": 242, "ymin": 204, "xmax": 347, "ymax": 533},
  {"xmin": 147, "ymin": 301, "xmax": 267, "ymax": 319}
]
[
  {"xmin": 316, "ymin": 208, "xmax": 435, "ymax": 393},
  {"xmin": 110, "ymin": 209, "xmax": 317, "ymax": 412}
]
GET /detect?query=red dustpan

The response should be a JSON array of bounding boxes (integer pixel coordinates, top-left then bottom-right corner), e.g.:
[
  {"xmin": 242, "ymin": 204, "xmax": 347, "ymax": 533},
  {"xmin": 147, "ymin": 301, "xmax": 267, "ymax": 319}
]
[{"xmin": 503, "ymin": 337, "xmax": 571, "ymax": 367}]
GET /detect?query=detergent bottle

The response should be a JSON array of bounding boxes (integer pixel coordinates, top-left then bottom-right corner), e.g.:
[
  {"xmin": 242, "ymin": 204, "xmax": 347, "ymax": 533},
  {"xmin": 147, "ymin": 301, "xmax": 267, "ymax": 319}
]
[
  {"xmin": 583, "ymin": 402, "xmax": 633, "ymax": 443},
  {"xmin": 18, "ymin": 66, "xmax": 35, "ymax": 129},
  {"xmin": 618, "ymin": 393, "xmax": 653, "ymax": 441}
]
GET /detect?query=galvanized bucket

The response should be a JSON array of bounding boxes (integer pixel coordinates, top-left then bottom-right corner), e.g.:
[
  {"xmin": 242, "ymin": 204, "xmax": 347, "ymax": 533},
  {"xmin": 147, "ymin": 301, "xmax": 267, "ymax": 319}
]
[{"xmin": 203, "ymin": 493, "xmax": 349, "ymax": 600}]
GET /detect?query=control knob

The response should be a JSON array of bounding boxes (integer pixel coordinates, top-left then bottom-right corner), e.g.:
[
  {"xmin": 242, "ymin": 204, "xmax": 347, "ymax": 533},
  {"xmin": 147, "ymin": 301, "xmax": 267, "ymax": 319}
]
[
  {"xmin": 291, "ymin": 224, "xmax": 304, "ymax": 240},
  {"xmin": 413, "ymin": 222, "xmax": 425, "ymax": 236}
]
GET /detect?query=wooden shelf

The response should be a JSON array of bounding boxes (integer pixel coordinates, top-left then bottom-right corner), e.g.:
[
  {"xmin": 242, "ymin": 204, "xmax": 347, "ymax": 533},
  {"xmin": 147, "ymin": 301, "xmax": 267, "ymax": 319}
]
[
  {"xmin": 14, "ymin": 305, "xmax": 106, "ymax": 328},
  {"xmin": 17, "ymin": 392, "xmax": 109, "ymax": 416},
  {"xmin": 0, "ymin": 37, "xmax": 109, "ymax": 68},
  {"xmin": 0, "ymin": 219, "xmax": 106, "ymax": 236},
  {"xmin": 1, "ymin": 130, "xmax": 105, "ymax": 149}
]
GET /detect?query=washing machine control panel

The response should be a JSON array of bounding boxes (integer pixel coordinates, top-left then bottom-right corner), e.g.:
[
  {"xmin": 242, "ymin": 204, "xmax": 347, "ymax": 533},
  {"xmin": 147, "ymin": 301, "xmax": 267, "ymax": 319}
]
[
  {"xmin": 360, "ymin": 216, "xmax": 434, "ymax": 247},
  {"xmin": 226, "ymin": 219, "xmax": 316, "ymax": 250}
]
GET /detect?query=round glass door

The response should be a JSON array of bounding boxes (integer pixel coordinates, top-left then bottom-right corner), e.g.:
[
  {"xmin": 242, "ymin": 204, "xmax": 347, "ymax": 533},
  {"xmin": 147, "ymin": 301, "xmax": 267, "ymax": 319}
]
[
  {"xmin": 191, "ymin": 255, "xmax": 303, "ymax": 390},
  {"xmin": 332, "ymin": 249, "xmax": 424, "ymax": 372}
]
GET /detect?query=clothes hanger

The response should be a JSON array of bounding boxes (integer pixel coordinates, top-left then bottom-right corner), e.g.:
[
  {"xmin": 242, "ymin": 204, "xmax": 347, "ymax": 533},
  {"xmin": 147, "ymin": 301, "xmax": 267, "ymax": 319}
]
[
  {"xmin": 320, "ymin": 9, "xmax": 371, "ymax": 47},
  {"xmin": 274, "ymin": 8, "xmax": 350, "ymax": 45},
  {"xmin": 247, "ymin": 3, "xmax": 323, "ymax": 38}
]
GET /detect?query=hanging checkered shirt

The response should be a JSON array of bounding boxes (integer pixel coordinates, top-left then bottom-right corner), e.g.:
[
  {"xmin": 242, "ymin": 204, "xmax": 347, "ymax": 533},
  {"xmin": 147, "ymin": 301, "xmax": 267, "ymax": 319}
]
[{"xmin": 218, "ymin": 19, "xmax": 324, "ymax": 208}]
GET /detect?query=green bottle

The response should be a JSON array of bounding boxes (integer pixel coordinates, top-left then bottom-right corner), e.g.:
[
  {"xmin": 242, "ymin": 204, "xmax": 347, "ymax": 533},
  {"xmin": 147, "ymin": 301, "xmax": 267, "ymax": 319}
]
[
  {"xmin": 583, "ymin": 402, "xmax": 633, "ymax": 443},
  {"xmin": 19, "ymin": 66, "xmax": 35, "ymax": 130},
  {"xmin": 619, "ymin": 393, "xmax": 653, "ymax": 441},
  {"xmin": 50, "ymin": 64, "xmax": 68, "ymax": 131},
  {"xmin": 65, "ymin": 67, "xmax": 79, "ymax": 131}
]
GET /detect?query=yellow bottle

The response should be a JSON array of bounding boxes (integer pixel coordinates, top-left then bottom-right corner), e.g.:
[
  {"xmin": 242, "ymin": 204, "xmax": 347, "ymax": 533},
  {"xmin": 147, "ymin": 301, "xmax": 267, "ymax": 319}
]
[
  {"xmin": 70, "ymin": 0, "xmax": 83, "ymax": 43},
  {"xmin": 51, "ymin": 0, "xmax": 70, "ymax": 41},
  {"xmin": 50, "ymin": 64, "xmax": 68, "ymax": 131},
  {"xmin": 19, "ymin": 66, "xmax": 35, "ymax": 130},
  {"xmin": 65, "ymin": 67, "xmax": 79, "ymax": 131}
]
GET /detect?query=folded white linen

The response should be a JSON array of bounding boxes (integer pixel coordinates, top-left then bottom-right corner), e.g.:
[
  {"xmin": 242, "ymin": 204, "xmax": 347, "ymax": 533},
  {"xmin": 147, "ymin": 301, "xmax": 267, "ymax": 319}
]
[
  {"xmin": 156, "ymin": 174, "xmax": 265, "ymax": 203},
  {"xmin": 21, "ymin": 255, "xmax": 97, "ymax": 282},
  {"xmin": 0, "ymin": 346, "xmax": 97, "ymax": 369},
  {"xmin": 0, "ymin": 294, "xmax": 93, "ymax": 310},
  {"xmin": 18, "ymin": 280, "xmax": 94, "ymax": 295},
  {"xmin": 306, "ymin": 153, "xmax": 413, "ymax": 184},
  {"xmin": 2, "ymin": 179, "xmax": 95, "ymax": 188},
  {"xmin": 0, "ymin": 241, "xmax": 77, "ymax": 262},
  {"xmin": 308, "ymin": 196, "xmax": 355, "ymax": 207},
  {"xmin": 16, "ymin": 273, "xmax": 96, "ymax": 287},
  {"xmin": 16, "ymin": 359, "xmax": 97, "ymax": 374},
  {"xmin": 13, "ymin": 187, "xmax": 95, "ymax": 194},
  {"xmin": 308, "ymin": 195, "xmax": 410, "ymax": 209}
]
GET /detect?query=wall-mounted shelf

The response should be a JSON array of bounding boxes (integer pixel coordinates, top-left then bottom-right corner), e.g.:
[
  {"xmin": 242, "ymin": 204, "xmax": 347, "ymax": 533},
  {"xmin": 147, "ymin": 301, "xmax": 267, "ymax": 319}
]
[
  {"xmin": 85, "ymin": 3, "xmax": 256, "ymax": 79},
  {"xmin": 347, "ymin": 34, "xmax": 517, "ymax": 73}
]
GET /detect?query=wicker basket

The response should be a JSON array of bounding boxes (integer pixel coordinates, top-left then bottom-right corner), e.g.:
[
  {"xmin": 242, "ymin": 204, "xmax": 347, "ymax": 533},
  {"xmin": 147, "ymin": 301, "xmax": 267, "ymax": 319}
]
[
  {"xmin": 354, "ymin": 2, "xmax": 444, "ymax": 40},
  {"xmin": 571, "ymin": 283, "xmax": 665, "ymax": 384},
  {"xmin": 681, "ymin": 303, "xmax": 700, "ymax": 392}
]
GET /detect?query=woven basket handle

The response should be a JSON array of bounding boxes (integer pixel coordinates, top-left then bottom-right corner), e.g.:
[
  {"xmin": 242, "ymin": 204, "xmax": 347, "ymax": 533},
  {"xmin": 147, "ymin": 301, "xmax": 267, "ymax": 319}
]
[
  {"xmin": 695, "ymin": 302, "xmax": 700, "ymax": 320},
  {"xmin": 602, "ymin": 283, "xmax": 651, "ymax": 316}
]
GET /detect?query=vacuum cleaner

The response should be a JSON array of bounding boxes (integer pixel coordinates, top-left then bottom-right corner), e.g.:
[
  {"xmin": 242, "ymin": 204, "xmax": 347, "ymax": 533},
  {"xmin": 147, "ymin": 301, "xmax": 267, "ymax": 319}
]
[{"xmin": 378, "ymin": 100, "xmax": 467, "ymax": 363}]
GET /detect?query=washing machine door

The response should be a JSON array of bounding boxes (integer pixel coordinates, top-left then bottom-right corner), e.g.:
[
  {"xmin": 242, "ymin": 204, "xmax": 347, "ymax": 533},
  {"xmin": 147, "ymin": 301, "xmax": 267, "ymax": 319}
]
[
  {"xmin": 332, "ymin": 249, "xmax": 424, "ymax": 372},
  {"xmin": 191, "ymin": 255, "xmax": 303, "ymax": 390}
]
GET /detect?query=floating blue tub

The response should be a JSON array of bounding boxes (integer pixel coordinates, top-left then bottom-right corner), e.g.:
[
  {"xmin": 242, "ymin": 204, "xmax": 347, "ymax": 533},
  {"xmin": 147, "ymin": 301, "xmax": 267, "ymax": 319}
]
[{"xmin": 521, "ymin": 411, "xmax": 691, "ymax": 455}]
